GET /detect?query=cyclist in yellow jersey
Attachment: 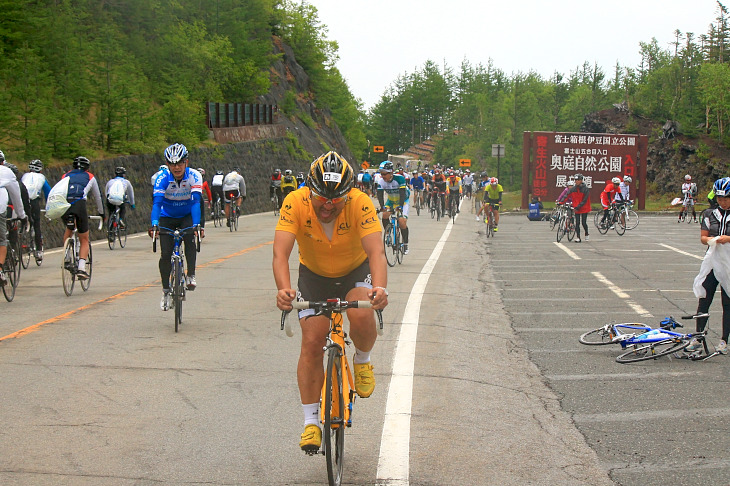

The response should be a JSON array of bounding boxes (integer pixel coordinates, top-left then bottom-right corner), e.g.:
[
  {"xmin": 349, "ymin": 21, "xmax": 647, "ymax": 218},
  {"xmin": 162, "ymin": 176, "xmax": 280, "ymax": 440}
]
[
  {"xmin": 446, "ymin": 170, "xmax": 462, "ymax": 216},
  {"xmin": 477, "ymin": 177, "xmax": 503, "ymax": 230},
  {"xmin": 273, "ymin": 152, "xmax": 388, "ymax": 452}
]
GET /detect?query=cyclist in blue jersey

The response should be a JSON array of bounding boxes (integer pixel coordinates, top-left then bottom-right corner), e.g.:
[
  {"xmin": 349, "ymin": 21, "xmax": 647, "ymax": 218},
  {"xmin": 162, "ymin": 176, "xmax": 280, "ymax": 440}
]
[
  {"xmin": 150, "ymin": 143, "xmax": 204, "ymax": 311},
  {"xmin": 376, "ymin": 161, "xmax": 410, "ymax": 254},
  {"xmin": 60, "ymin": 156, "xmax": 105, "ymax": 280}
]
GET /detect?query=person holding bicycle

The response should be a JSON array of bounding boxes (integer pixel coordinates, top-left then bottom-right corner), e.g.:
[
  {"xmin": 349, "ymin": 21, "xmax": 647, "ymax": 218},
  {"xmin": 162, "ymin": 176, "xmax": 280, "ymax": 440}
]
[
  {"xmin": 376, "ymin": 161, "xmax": 411, "ymax": 254},
  {"xmin": 273, "ymin": 151, "xmax": 388, "ymax": 452},
  {"xmin": 222, "ymin": 167, "xmax": 246, "ymax": 226},
  {"xmin": 689, "ymin": 177, "xmax": 730, "ymax": 355},
  {"xmin": 150, "ymin": 143, "xmax": 204, "ymax": 310},
  {"xmin": 599, "ymin": 177, "xmax": 621, "ymax": 228},
  {"xmin": 59, "ymin": 156, "xmax": 104, "ymax": 280},
  {"xmin": 678, "ymin": 174, "xmax": 698, "ymax": 223},
  {"xmin": 0, "ymin": 163, "xmax": 27, "ymax": 286},
  {"xmin": 105, "ymin": 166, "xmax": 135, "ymax": 232},
  {"xmin": 565, "ymin": 173, "xmax": 591, "ymax": 242}
]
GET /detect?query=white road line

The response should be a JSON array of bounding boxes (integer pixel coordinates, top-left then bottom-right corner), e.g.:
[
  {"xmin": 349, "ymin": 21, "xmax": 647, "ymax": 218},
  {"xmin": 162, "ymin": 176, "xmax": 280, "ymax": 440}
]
[
  {"xmin": 574, "ymin": 407, "xmax": 730, "ymax": 423},
  {"xmin": 553, "ymin": 241, "xmax": 580, "ymax": 259},
  {"xmin": 592, "ymin": 271, "xmax": 653, "ymax": 317},
  {"xmin": 659, "ymin": 243, "xmax": 704, "ymax": 260},
  {"xmin": 376, "ymin": 215, "xmax": 454, "ymax": 486}
]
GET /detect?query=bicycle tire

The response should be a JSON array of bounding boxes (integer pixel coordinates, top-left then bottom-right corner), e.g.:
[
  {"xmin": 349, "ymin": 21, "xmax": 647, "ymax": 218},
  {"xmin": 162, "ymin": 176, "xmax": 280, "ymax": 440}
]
[
  {"xmin": 430, "ymin": 201, "xmax": 435, "ymax": 219},
  {"xmin": 62, "ymin": 238, "xmax": 76, "ymax": 296},
  {"xmin": 80, "ymin": 243, "xmax": 92, "ymax": 291},
  {"xmin": 615, "ymin": 213, "xmax": 626, "ymax": 235},
  {"xmin": 549, "ymin": 209, "xmax": 559, "ymax": 230},
  {"xmin": 450, "ymin": 198, "xmax": 456, "ymax": 224},
  {"xmin": 384, "ymin": 225, "xmax": 397, "ymax": 267},
  {"xmin": 119, "ymin": 221, "xmax": 127, "ymax": 248},
  {"xmin": 556, "ymin": 216, "xmax": 566, "ymax": 242},
  {"xmin": 624, "ymin": 210, "xmax": 639, "ymax": 230},
  {"xmin": 616, "ymin": 339, "xmax": 690, "ymax": 363},
  {"xmin": 234, "ymin": 207, "xmax": 239, "ymax": 231},
  {"xmin": 567, "ymin": 218, "xmax": 576, "ymax": 241},
  {"xmin": 324, "ymin": 346, "xmax": 345, "ymax": 486},
  {"xmin": 687, "ymin": 210, "xmax": 695, "ymax": 224},
  {"xmin": 395, "ymin": 226, "xmax": 403, "ymax": 264},
  {"xmin": 2, "ymin": 248, "xmax": 17, "ymax": 301},
  {"xmin": 213, "ymin": 200, "xmax": 221, "ymax": 227},
  {"xmin": 108, "ymin": 218, "xmax": 117, "ymax": 250},
  {"xmin": 596, "ymin": 212, "xmax": 610, "ymax": 235},
  {"xmin": 415, "ymin": 195, "xmax": 420, "ymax": 216},
  {"xmin": 20, "ymin": 229, "xmax": 31, "ymax": 269},
  {"xmin": 170, "ymin": 261, "xmax": 181, "ymax": 332}
]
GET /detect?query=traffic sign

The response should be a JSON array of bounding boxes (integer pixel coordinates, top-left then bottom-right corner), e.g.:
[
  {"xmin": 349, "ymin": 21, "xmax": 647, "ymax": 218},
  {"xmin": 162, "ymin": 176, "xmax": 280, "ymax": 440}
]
[
  {"xmin": 459, "ymin": 159, "xmax": 471, "ymax": 167},
  {"xmin": 361, "ymin": 161, "xmax": 370, "ymax": 170},
  {"xmin": 373, "ymin": 146, "xmax": 384, "ymax": 153}
]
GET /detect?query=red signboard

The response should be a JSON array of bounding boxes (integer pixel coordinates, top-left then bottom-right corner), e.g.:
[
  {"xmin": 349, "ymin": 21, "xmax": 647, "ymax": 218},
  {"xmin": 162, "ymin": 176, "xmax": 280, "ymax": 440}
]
[{"xmin": 529, "ymin": 132, "xmax": 640, "ymax": 201}]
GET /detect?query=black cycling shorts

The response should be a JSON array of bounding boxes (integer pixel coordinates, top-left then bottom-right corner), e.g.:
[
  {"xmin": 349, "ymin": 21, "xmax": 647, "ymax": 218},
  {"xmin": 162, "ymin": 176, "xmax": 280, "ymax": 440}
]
[
  {"xmin": 296, "ymin": 260, "xmax": 372, "ymax": 319},
  {"xmin": 224, "ymin": 189, "xmax": 240, "ymax": 203},
  {"xmin": 62, "ymin": 201, "xmax": 90, "ymax": 233}
]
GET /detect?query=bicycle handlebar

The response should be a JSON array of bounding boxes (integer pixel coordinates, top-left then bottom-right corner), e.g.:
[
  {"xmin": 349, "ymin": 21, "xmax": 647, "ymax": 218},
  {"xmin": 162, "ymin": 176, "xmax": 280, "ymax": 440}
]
[
  {"xmin": 152, "ymin": 225, "xmax": 202, "ymax": 253},
  {"xmin": 280, "ymin": 299, "xmax": 384, "ymax": 337},
  {"xmin": 89, "ymin": 215, "xmax": 103, "ymax": 231}
]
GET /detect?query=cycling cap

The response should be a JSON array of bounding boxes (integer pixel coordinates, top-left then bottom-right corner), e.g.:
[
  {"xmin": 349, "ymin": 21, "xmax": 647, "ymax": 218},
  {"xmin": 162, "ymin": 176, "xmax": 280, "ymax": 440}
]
[
  {"xmin": 115, "ymin": 166, "xmax": 126, "ymax": 176},
  {"xmin": 73, "ymin": 156, "xmax": 91, "ymax": 170},
  {"xmin": 623, "ymin": 175, "xmax": 632, "ymax": 183},
  {"xmin": 574, "ymin": 173, "xmax": 584, "ymax": 180},
  {"xmin": 379, "ymin": 161, "xmax": 394, "ymax": 173},
  {"xmin": 307, "ymin": 151, "xmax": 354, "ymax": 200},
  {"xmin": 685, "ymin": 174, "xmax": 692, "ymax": 181},
  {"xmin": 164, "ymin": 143, "xmax": 188, "ymax": 164},
  {"xmin": 713, "ymin": 177, "xmax": 730, "ymax": 197},
  {"xmin": 612, "ymin": 177, "xmax": 621, "ymax": 184},
  {"xmin": 28, "ymin": 159, "xmax": 43, "ymax": 172}
]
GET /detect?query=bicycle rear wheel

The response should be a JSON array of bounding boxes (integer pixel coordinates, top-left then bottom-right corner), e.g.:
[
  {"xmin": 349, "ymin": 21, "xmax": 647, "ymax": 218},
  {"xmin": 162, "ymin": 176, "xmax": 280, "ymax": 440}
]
[
  {"xmin": 614, "ymin": 213, "xmax": 626, "ymax": 235},
  {"xmin": 324, "ymin": 347, "xmax": 345, "ymax": 486},
  {"xmin": 567, "ymin": 217, "xmax": 576, "ymax": 241},
  {"xmin": 2, "ymin": 250, "xmax": 17, "ymax": 301},
  {"xmin": 616, "ymin": 339, "xmax": 690, "ymax": 363},
  {"xmin": 624, "ymin": 210, "xmax": 639, "ymax": 230},
  {"xmin": 556, "ymin": 216, "xmax": 566, "ymax": 242},
  {"xmin": 81, "ymin": 244, "xmax": 92, "ymax": 291},
  {"xmin": 234, "ymin": 207, "xmax": 239, "ymax": 231},
  {"xmin": 62, "ymin": 238, "xmax": 76, "ymax": 296},
  {"xmin": 108, "ymin": 223, "xmax": 117, "ymax": 250},
  {"xmin": 20, "ymin": 229, "xmax": 31, "ymax": 269},
  {"xmin": 384, "ymin": 225, "xmax": 397, "ymax": 267}
]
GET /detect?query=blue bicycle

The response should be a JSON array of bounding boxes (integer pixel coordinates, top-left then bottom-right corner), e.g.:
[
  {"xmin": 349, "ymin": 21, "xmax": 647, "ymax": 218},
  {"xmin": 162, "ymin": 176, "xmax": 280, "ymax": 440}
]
[
  {"xmin": 153, "ymin": 225, "xmax": 200, "ymax": 332},
  {"xmin": 615, "ymin": 314, "xmax": 713, "ymax": 363},
  {"xmin": 379, "ymin": 207, "xmax": 404, "ymax": 267}
]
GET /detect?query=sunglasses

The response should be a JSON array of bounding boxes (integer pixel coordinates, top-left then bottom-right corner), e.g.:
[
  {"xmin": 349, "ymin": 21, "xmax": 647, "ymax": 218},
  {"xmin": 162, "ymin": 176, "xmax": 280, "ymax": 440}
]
[
  {"xmin": 167, "ymin": 160, "xmax": 186, "ymax": 166},
  {"xmin": 311, "ymin": 191, "xmax": 346, "ymax": 205}
]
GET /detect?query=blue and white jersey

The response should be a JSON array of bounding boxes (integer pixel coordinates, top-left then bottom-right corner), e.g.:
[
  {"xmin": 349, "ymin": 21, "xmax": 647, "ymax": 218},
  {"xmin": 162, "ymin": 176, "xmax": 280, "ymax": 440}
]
[
  {"xmin": 151, "ymin": 167, "xmax": 202, "ymax": 225},
  {"xmin": 377, "ymin": 174, "xmax": 410, "ymax": 203}
]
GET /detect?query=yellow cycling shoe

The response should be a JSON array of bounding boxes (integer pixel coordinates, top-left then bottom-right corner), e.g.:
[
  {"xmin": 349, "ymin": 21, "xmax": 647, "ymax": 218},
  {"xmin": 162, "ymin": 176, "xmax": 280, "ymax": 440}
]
[
  {"xmin": 354, "ymin": 362, "xmax": 375, "ymax": 398},
  {"xmin": 299, "ymin": 424, "xmax": 322, "ymax": 452}
]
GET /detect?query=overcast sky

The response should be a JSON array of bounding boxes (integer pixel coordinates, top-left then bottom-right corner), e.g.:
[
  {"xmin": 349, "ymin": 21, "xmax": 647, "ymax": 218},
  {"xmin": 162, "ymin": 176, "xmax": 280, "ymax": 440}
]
[{"xmin": 308, "ymin": 0, "xmax": 722, "ymax": 111}]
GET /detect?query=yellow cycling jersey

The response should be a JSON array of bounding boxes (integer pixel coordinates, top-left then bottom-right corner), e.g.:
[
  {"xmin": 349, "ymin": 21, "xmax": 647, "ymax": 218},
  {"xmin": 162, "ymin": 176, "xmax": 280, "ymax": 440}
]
[
  {"xmin": 275, "ymin": 187, "xmax": 382, "ymax": 278},
  {"xmin": 447, "ymin": 177, "xmax": 461, "ymax": 192},
  {"xmin": 485, "ymin": 184, "xmax": 503, "ymax": 200}
]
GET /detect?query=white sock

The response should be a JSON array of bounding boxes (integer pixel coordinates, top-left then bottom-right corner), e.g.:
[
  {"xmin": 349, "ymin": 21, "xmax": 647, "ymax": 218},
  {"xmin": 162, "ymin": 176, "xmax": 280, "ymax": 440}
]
[
  {"xmin": 353, "ymin": 347, "xmax": 371, "ymax": 364},
  {"xmin": 302, "ymin": 402, "xmax": 320, "ymax": 427},
  {"xmin": 78, "ymin": 259, "xmax": 86, "ymax": 271}
]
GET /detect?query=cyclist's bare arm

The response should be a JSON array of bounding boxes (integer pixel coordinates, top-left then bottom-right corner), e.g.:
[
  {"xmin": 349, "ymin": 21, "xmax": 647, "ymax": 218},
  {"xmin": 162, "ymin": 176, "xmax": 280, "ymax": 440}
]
[
  {"xmin": 361, "ymin": 232, "xmax": 388, "ymax": 310},
  {"xmin": 273, "ymin": 230, "xmax": 297, "ymax": 311}
]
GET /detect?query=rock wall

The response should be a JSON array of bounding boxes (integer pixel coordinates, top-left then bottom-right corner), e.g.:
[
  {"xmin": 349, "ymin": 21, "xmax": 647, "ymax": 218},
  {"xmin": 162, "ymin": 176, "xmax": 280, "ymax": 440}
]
[{"xmin": 36, "ymin": 137, "xmax": 313, "ymax": 250}]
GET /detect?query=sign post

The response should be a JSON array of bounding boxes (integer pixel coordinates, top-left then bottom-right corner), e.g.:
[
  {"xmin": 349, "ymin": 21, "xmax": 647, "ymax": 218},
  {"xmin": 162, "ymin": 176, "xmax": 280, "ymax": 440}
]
[{"xmin": 492, "ymin": 144, "xmax": 505, "ymax": 179}]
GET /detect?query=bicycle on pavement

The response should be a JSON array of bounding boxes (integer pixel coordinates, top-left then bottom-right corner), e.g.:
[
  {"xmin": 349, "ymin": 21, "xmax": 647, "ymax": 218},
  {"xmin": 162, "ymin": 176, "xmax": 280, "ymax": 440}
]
[
  {"xmin": 429, "ymin": 188, "xmax": 444, "ymax": 221},
  {"xmin": 227, "ymin": 203, "xmax": 240, "ymax": 231},
  {"xmin": 615, "ymin": 200, "xmax": 639, "ymax": 230},
  {"xmin": 2, "ymin": 218, "xmax": 24, "ymax": 302},
  {"xmin": 152, "ymin": 225, "xmax": 201, "ymax": 333},
  {"xmin": 447, "ymin": 191, "xmax": 459, "ymax": 223},
  {"xmin": 481, "ymin": 201, "xmax": 497, "ymax": 238},
  {"xmin": 412, "ymin": 188, "xmax": 423, "ymax": 216},
  {"xmin": 556, "ymin": 204, "xmax": 575, "ymax": 242},
  {"xmin": 281, "ymin": 298, "xmax": 384, "ymax": 486},
  {"xmin": 20, "ymin": 223, "xmax": 43, "ymax": 268},
  {"xmin": 379, "ymin": 208, "xmax": 405, "ymax": 266},
  {"xmin": 62, "ymin": 215, "xmax": 102, "ymax": 296},
  {"xmin": 107, "ymin": 205, "xmax": 127, "ymax": 250},
  {"xmin": 212, "ymin": 195, "xmax": 223, "ymax": 228}
]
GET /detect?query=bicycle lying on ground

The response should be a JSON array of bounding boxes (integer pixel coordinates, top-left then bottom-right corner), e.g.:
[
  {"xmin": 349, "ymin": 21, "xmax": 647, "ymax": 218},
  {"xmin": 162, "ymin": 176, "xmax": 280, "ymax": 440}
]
[
  {"xmin": 61, "ymin": 216, "xmax": 102, "ymax": 296},
  {"xmin": 281, "ymin": 298, "xmax": 383, "ymax": 486},
  {"xmin": 152, "ymin": 225, "xmax": 201, "ymax": 333}
]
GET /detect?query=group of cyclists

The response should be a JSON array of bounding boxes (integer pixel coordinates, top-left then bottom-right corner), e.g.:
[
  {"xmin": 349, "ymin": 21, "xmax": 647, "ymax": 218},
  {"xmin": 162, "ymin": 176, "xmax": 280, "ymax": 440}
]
[{"xmin": 270, "ymin": 168, "xmax": 305, "ymax": 210}]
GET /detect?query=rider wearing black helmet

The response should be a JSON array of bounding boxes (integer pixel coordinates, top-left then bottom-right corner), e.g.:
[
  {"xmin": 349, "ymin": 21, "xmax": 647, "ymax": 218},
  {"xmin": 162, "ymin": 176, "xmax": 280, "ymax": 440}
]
[
  {"xmin": 273, "ymin": 151, "xmax": 388, "ymax": 452},
  {"xmin": 60, "ymin": 156, "xmax": 104, "ymax": 279}
]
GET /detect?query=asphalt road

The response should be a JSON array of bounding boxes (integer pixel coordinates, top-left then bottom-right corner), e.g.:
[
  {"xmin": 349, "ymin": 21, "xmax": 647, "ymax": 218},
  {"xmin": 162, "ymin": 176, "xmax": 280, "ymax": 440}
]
[{"xmin": 2, "ymin": 201, "xmax": 722, "ymax": 485}]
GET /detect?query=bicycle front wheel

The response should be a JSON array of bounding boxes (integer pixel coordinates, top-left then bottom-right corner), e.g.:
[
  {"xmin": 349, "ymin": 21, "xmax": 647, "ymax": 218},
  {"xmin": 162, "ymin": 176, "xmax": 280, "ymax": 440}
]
[
  {"xmin": 80, "ymin": 244, "xmax": 92, "ymax": 291},
  {"xmin": 624, "ymin": 210, "xmax": 639, "ymax": 230},
  {"xmin": 616, "ymin": 339, "xmax": 690, "ymax": 363},
  {"xmin": 614, "ymin": 214, "xmax": 626, "ymax": 235},
  {"xmin": 579, "ymin": 326, "xmax": 618, "ymax": 345},
  {"xmin": 170, "ymin": 261, "xmax": 183, "ymax": 332},
  {"xmin": 567, "ymin": 217, "xmax": 576, "ymax": 241},
  {"xmin": 108, "ymin": 220, "xmax": 117, "ymax": 250},
  {"xmin": 556, "ymin": 216, "xmax": 566, "ymax": 242},
  {"xmin": 383, "ymin": 225, "xmax": 397, "ymax": 267},
  {"xmin": 395, "ymin": 226, "xmax": 403, "ymax": 264},
  {"xmin": 2, "ymin": 252, "xmax": 17, "ymax": 301},
  {"xmin": 62, "ymin": 238, "xmax": 76, "ymax": 296},
  {"xmin": 20, "ymin": 229, "xmax": 31, "ymax": 269},
  {"xmin": 119, "ymin": 221, "xmax": 127, "ymax": 248},
  {"xmin": 324, "ymin": 347, "xmax": 345, "ymax": 486}
]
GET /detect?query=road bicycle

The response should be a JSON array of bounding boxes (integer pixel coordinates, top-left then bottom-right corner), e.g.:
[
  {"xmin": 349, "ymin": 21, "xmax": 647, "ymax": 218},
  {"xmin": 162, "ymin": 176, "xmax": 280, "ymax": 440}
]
[
  {"xmin": 380, "ymin": 208, "xmax": 404, "ymax": 266},
  {"xmin": 579, "ymin": 316, "xmax": 681, "ymax": 345},
  {"xmin": 447, "ymin": 192, "xmax": 459, "ymax": 223},
  {"xmin": 281, "ymin": 298, "xmax": 383, "ymax": 486},
  {"xmin": 594, "ymin": 204, "xmax": 626, "ymax": 235},
  {"xmin": 678, "ymin": 195, "xmax": 698, "ymax": 224},
  {"xmin": 227, "ymin": 203, "xmax": 240, "ymax": 232},
  {"xmin": 20, "ymin": 224, "xmax": 43, "ymax": 268},
  {"xmin": 152, "ymin": 225, "xmax": 201, "ymax": 332},
  {"xmin": 2, "ymin": 219, "xmax": 23, "ymax": 302},
  {"xmin": 556, "ymin": 204, "xmax": 575, "ymax": 242},
  {"xmin": 62, "ymin": 216, "xmax": 102, "ymax": 296},
  {"xmin": 429, "ymin": 190, "xmax": 444, "ymax": 221},
  {"xmin": 548, "ymin": 203, "xmax": 566, "ymax": 231},
  {"xmin": 212, "ymin": 196, "xmax": 223, "ymax": 228},
  {"xmin": 107, "ymin": 205, "xmax": 127, "ymax": 250},
  {"xmin": 614, "ymin": 314, "xmax": 718, "ymax": 363},
  {"xmin": 272, "ymin": 191, "xmax": 281, "ymax": 217},
  {"xmin": 481, "ymin": 202, "xmax": 496, "ymax": 238},
  {"xmin": 412, "ymin": 189, "xmax": 423, "ymax": 216},
  {"xmin": 616, "ymin": 200, "xmax": 639, "ymax": 230}
]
